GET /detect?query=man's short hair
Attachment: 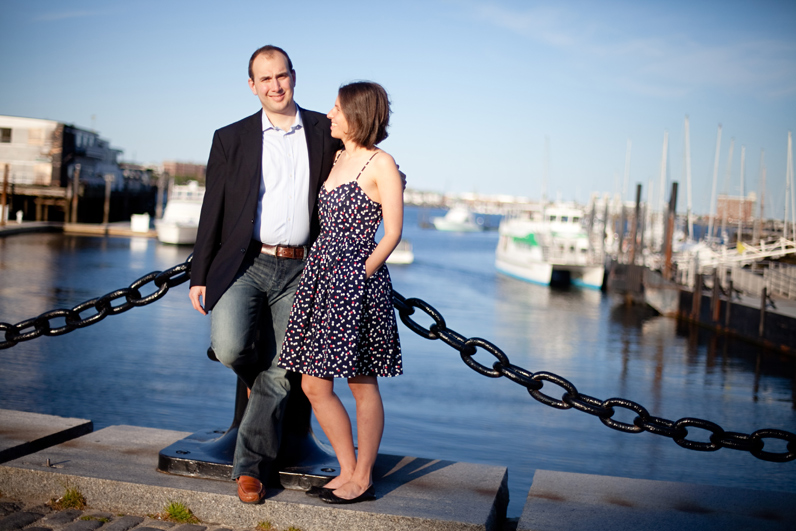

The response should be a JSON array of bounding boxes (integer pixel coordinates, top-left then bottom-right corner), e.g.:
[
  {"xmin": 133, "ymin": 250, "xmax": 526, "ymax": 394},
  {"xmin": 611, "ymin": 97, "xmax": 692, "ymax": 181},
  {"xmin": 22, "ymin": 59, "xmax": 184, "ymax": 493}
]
[
  {"xmin": 338, "ymin": 81, "xmax": 391, "ymax": 149},
  {"xmin": 248, "ymin": 45, "xmax": 294, "ymax": 80}
]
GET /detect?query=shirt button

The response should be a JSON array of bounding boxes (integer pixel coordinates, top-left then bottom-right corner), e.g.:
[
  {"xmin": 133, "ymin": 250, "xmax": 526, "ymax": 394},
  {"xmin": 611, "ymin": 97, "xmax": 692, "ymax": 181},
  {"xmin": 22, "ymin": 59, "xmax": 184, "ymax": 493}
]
[{"xmin": 240, "ymin": 248, "xmax": 246, "ymax": 253}]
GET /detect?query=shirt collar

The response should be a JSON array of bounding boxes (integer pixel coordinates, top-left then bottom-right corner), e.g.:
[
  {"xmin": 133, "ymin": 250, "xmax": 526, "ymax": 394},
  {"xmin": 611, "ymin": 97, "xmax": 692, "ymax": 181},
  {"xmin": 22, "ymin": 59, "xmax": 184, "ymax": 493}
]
[{"xmin": 261, "ymin": 105, "xmax": 303, "ymax": 133}]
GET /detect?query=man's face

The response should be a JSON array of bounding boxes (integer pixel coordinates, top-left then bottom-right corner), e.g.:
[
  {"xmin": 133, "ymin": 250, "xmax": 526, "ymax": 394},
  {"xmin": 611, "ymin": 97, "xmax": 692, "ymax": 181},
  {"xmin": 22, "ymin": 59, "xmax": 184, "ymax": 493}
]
[{"xmin": 248, "ymin": 52, "xmax": 296, "ymax": 117}]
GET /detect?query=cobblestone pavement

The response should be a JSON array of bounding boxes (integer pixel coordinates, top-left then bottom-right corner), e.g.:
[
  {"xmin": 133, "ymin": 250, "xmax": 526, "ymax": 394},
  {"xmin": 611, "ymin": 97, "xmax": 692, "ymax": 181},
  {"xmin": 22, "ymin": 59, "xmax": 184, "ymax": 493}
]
[
  {"xmin": 0, "ymin": 498, "xmax": 520, "ymax": 531},
  {"xmin": 0, "ymin": 498, "xmax": 238, "ymax": 531}
]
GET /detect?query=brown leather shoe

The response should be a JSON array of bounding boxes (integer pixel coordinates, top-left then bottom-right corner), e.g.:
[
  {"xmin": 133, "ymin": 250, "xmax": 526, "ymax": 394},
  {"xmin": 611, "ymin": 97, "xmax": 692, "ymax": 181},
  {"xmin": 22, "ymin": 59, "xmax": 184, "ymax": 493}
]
[{"xmin": 236, "ymin": 475, "xmax": 265, "ymax": 504}]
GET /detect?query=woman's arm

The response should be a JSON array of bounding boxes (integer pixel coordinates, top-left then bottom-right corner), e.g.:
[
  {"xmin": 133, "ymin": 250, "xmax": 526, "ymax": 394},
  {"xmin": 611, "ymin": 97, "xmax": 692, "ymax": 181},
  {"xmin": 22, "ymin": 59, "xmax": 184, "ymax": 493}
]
[{"xmin": 365, "ymin": 152, "xmax": 404, "ymax": 278}]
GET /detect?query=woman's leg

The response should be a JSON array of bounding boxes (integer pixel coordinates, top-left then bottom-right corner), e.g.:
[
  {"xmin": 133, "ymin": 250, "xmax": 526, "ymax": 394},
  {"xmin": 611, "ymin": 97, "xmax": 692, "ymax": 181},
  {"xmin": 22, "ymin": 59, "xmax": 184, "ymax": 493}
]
[
  {"xmin": 301, "ymin": 374, "xmax": 357, "ymax": 489},
  {"xmin": 332, "ymin": 375, "xmax": 384, "ymax": 499}
]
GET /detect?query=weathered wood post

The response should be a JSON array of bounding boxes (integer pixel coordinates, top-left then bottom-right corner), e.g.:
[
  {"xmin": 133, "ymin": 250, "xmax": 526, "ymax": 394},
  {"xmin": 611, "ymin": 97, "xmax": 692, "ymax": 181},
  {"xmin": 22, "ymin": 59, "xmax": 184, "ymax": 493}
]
[
  {"xmin": 103, "ymin": 174, "xmax": 115, "ymax": 225},
  {"xmin": 725, "ymin": 279, "xmax": 733, "ymax": 328},
  {"xmin": 156, "ymin": 171, "xmax": 167, "ymax": 220},
  {"xmin": 663, "ymin": 182, "xmax": 679, "ymax": 281},
  {"xmin": 629, "ymin": 184, "xmax": 641, "ymax": 265},
  {"xmin": 70, "ymin": 164, "xmax": 81, "ymax": 223},
  {"xmin": 759, "ymin": 287, "xmax": 767, "ymax": 338},
  {"xmin": 1, "ymin": 164, "xmax": 9, "ymax": 227},
  {"xmin": 692, "ymin": 270, "xmax": 702, "ymax": 321},
  {"xmin": 712, "ymin": 268, "xmax": 721, "ymax": 323}
]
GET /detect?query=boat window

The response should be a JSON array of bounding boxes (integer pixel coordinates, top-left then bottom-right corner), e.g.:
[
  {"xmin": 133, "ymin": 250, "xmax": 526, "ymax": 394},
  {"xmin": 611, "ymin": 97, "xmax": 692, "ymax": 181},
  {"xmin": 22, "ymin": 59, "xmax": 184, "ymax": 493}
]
[
  {"xmin": 548, "ymin": 215, "xmax": 556, "ymax": 222},
  {"xmin": 573, "ymin": 216, "xmax": 580, "ymax": 223},
  {"xmin": 561, "ymin": 216, "xmax": 569, "ymax": 222}
]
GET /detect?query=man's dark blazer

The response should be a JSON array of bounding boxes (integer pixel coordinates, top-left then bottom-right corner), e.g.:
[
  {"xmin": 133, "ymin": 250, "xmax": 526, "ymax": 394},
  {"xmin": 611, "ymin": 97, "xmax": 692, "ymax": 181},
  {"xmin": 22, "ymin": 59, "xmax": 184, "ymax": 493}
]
[{"xmin": 191, "ymin": 107, "xmax": 342, "ymax": 311}]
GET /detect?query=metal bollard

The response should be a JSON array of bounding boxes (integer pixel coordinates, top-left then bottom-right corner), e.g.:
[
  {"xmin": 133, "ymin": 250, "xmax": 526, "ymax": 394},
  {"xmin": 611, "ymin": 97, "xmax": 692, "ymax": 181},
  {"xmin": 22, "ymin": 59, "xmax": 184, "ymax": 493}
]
[{"xmin": 157, "ymin": 328, "xmax": 337, "ymax": 489}]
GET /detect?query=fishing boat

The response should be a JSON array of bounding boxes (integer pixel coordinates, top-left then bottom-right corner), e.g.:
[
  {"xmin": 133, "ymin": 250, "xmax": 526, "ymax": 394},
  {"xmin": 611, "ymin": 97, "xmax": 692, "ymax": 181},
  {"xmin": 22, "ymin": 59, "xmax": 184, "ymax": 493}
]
[
  {"xmin": 386, "ymin": 239, "xmax": 414, "ymax": 265},
  {"xmin": 431, "ymin": 205, "xmax": 484, "ymax": 232},
  {"xmin": 155, "ymin": 181, "xmax": 205, "ymax": 245},
  {"xmin": 495, "ymin": 203, "xmax": 604, "ymax": 289}
]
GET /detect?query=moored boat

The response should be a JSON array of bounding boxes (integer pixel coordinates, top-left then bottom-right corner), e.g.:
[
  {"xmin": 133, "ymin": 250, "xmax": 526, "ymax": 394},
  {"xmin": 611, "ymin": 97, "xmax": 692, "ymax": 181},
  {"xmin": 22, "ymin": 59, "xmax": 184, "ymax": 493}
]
[
  {"xmin": 155, "ymin": 181, "xmax": 205, "ymax": 245},
  {"xmin": 432, "ymin": 205, "xmax": 484, "ymax": 232},
  {"xmin": 495, "ymin": 203, "xmax": 604, "ymax": 289},
  {"xmin": 386, "ymin": 239, "xmax": 414, "ymax": 265}
]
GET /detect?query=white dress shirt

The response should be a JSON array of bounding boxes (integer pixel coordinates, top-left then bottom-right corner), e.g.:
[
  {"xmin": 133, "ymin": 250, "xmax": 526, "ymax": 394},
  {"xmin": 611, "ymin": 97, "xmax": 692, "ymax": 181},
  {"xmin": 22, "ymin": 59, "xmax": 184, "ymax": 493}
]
[{"xmin": 253, "ymin": 106, "xmax": 311, "ymax": 246}]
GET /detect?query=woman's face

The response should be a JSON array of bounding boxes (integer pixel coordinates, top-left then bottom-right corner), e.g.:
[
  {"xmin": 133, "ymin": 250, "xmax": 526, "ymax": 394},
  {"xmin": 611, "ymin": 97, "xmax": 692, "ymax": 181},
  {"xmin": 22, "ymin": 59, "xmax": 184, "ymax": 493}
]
[{"xmin": 327, "ymin": 96, "xmax": 350, "ymax": 141}]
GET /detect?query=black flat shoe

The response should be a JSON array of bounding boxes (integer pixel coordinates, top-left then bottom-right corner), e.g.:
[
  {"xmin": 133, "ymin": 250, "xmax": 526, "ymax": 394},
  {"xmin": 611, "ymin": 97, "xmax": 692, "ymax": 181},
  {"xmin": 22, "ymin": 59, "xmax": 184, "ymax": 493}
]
[
  {"xmin": 319, "ymin": 485, "xmax": 376, "ymax": 504},
  {"xmin": 305, "ymin": 485, "xmax": 332, "ymax": 498}
]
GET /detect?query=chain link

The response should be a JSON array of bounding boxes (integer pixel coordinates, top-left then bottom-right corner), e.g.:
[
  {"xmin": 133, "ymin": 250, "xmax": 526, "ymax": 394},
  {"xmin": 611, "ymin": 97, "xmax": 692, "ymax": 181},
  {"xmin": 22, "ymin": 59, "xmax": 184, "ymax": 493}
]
[
  {"xmin": 1, "ymin": 256, "xmax": 794, "ymax": 462},
  {"xmin": 1, "ymin": 257, "xmax": 193, "ymax": 349}
]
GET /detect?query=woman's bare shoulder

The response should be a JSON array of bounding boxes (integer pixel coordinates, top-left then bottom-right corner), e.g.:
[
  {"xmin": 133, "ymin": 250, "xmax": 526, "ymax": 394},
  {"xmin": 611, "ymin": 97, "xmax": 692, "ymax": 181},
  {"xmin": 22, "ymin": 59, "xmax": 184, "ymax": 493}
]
[{"xmin": 372, "ymin": 150, "xmax": 399, "ymax": 173}]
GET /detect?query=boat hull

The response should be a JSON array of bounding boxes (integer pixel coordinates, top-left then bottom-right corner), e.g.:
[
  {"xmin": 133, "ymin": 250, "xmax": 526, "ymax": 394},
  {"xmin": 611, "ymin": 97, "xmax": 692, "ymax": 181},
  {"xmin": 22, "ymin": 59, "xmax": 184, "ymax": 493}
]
[
  {"xmin": 155, "ymin": 221, "xmax": 198, "ymax": 245},
  {"xmin": 496, "ymin": 254, "xmax": 604, "ymax": 289}
]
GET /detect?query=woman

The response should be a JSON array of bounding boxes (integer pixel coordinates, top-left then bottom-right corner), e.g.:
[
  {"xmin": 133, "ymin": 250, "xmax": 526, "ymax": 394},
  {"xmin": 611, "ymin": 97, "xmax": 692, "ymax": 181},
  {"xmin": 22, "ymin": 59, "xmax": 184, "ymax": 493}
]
[{"xmin": 279, "ymin": 81, "xmax": 403, "ymax": 504}]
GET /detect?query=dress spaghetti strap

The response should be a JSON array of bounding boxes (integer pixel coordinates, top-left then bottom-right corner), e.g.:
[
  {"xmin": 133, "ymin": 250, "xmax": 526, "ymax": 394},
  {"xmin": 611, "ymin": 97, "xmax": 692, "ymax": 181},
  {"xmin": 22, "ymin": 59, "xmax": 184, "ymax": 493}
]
[{"xmin": 356, "ymin": 151, "xmax": 380, "ymax": 180}]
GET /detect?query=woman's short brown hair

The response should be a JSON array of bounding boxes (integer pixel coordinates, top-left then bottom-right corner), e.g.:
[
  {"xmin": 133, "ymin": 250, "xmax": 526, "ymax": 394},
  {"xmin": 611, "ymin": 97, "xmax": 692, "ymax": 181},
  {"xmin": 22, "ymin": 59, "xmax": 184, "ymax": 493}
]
[{"xmin": 338, "ymin": 81, "xmax": 391, "ymax": 149}]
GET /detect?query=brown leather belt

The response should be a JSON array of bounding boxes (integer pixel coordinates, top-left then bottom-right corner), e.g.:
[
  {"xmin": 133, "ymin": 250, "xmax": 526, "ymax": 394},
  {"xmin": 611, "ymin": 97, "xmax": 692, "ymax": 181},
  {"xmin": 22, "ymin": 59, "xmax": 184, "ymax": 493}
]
[{"xmin": 259, "ymin": 242, "xmax": 307, "ymax": 260}]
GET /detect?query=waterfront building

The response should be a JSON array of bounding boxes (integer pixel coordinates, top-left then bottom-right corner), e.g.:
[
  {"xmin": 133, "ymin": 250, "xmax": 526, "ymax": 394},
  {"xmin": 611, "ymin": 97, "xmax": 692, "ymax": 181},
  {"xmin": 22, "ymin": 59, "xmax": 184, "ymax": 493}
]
[
  {"xmin": 717, "ymin": 193, "xmax": 757, "ymax": 224},
  {"xmin": 0, "ymin": 114, "xmax": 156, "ymax": 222},
  {"xmin": 161, "ymin": 161, "xmax": 206, "ymax": 185}
]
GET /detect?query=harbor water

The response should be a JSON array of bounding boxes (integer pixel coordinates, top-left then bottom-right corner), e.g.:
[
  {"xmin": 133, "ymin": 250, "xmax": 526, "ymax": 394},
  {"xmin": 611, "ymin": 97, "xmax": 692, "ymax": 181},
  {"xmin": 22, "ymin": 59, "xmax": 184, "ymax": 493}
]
[{"xmin": 1, "ymin": 206, "xmax": 795, "ymax": 518}]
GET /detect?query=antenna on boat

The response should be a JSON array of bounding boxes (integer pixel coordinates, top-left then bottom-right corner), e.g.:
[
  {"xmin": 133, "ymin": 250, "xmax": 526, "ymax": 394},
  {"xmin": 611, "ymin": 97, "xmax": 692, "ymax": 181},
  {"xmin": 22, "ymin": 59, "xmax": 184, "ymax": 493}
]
[{"xmin": 707, "ymin": 125, "xmax": 722, "ymax": 243}]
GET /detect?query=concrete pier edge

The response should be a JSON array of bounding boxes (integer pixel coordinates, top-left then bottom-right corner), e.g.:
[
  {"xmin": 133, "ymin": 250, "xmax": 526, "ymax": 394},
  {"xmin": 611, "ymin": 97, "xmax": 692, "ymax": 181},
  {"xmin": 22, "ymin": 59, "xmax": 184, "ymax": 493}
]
[{"xmin": 0, "ymin": 412, "xmax": 509, "ymax": 531}]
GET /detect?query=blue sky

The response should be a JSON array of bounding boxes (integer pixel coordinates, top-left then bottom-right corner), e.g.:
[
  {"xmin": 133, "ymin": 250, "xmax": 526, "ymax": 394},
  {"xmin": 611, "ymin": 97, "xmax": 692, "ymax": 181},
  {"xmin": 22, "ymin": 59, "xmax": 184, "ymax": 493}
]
[{"xmin": 2, "ymin": 0, "xmax": 794, "ymax": 215}]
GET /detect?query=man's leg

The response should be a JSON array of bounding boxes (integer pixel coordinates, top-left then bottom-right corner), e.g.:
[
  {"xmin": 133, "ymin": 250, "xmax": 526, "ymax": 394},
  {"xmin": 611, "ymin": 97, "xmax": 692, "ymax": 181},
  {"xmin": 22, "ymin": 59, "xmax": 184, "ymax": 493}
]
[
  {"xmin": 210, "ymin": 259, "xmax": 264, "ymax": 390},
  {"xmin": 231, "ymin": 254, "xmax": 305, "ymax": 482}
]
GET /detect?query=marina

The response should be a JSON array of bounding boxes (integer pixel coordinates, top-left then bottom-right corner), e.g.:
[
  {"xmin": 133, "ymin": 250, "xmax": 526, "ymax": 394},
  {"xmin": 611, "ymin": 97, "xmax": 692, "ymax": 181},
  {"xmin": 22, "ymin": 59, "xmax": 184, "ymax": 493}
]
[{"xmin": 1, "ymin": 206, "xmax": 794, "ymax": 521}]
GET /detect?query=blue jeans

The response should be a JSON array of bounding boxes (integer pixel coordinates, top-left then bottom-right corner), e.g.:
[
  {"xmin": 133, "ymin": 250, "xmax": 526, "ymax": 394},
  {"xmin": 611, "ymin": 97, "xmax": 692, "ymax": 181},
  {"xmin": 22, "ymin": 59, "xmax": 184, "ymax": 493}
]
[{"xmin": 211, "ymin": 250, "xmax": 305, "ymax": 481}]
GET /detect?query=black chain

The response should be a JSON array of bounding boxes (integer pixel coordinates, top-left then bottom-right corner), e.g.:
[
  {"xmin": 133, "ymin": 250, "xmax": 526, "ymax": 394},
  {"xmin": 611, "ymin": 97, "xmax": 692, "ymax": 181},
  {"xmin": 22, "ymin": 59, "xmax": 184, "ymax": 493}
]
[
  {"xmin": 393, "ymin": 293, "xmax": 796, "ymax": 463},
  {"xmin": 2, "ymin": 259, "xmax": 795, "ymax": 462},
  {"xmin": 0, "ymin": 259, "xmax": 192, "ymax": 349}
]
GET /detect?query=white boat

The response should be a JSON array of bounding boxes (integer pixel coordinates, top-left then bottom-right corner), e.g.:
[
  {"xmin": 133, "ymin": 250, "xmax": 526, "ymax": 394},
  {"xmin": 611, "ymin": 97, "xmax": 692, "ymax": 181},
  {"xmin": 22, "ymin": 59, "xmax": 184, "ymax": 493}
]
[
  {"xmin": 155, "ymin": 181, "xmax": 205, "ymax": 245},
  {"xmin": 432, "ymin": 205, "xmax": 484, "ymax": 232},
  {"xmin": 495, "ymin": 203, "xmax": 604, "ymax": 289},
  {"xmin": 386, "ymin": 239, "xmax": 414, "ymax": 265}
]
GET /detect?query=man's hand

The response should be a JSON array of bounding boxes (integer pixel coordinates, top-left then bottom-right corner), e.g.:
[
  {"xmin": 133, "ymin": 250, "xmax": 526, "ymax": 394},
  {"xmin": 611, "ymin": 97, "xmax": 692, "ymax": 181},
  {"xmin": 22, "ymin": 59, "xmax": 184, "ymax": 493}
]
[
  {"xmin": 396, "ymin": 164, "xmax": 407, "ymax": 190},
  {"xmin": 189, "ymin": 285, "xmax": 208, "ymax": 315}
]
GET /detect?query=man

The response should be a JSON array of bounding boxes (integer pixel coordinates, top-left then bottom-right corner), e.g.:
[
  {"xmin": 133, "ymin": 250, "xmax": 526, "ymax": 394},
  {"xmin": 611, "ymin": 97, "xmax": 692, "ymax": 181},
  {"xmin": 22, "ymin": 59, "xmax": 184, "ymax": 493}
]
[{"xmin": 189, "ymin": 45, "xmax": 342, "ymax": 504}]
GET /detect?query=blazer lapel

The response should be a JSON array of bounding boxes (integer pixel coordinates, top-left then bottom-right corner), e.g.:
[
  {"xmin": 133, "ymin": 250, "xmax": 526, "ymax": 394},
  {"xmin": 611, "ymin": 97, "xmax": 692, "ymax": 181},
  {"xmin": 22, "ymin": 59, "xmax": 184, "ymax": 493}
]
[
  {"xmin": 301, "ymin": 107, "xmax": 324, "ymax": 204},
  {"xmin": 240, "ymin": 111, "xmax": 263, "ymax": 209}
]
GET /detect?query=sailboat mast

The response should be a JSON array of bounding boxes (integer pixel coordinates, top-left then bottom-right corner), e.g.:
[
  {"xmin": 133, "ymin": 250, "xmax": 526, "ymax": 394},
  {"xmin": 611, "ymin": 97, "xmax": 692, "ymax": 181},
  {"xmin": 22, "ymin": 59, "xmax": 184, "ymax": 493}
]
[
  {"xmin": 684, "ymin": 116, "xmax": 693, "ymax": 239},
  {"xmin": 788, "ymin": 131, "xmax": 795, "ymax": 239},
  {"xmin": 720, "ymin": 139, "xmax": 735, "ymax": 244},
  {"xmin": 707, "ymin": 125, "xmax": 722, "ymax": 242},
  {"xmin": 753, "ymin": 149, "xmax": 765, "ymax": 242},
  {"xmin": 738, "ymin": 146, "xmax": 745, "ymax": 246},
  {"xmin": 658, "ymin": 131, "xmax": 669, "ymax": 250}
]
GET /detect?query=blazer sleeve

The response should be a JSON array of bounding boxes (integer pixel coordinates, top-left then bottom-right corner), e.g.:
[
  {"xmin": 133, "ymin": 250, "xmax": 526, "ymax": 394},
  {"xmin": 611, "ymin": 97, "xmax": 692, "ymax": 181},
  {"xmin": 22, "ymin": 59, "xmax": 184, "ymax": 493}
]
[{"xmin": 190, "ymin": 129, "xmax": 227, "ymax": 287}]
